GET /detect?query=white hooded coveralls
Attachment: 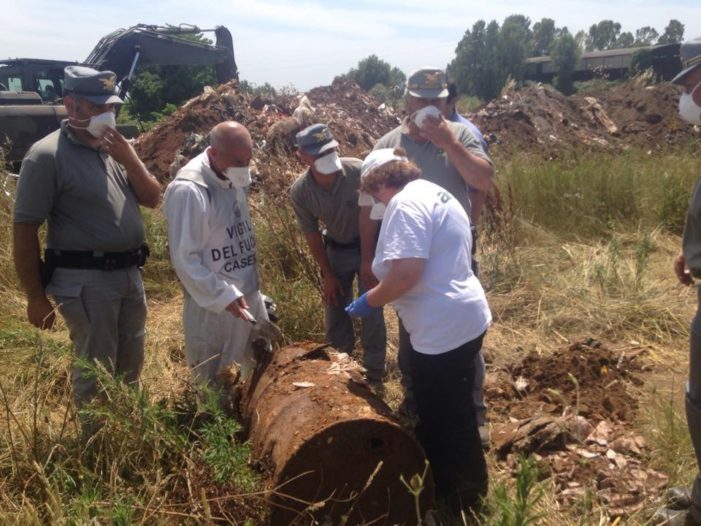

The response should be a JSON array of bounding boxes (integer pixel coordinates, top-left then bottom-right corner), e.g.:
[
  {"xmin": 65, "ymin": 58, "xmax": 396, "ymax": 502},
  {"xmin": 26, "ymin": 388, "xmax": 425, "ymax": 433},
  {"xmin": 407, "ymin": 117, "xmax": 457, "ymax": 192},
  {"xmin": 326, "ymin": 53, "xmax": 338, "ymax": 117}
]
[{"xmin": 163, "ymin": 150, "xmax": 267, "ymax": 383}]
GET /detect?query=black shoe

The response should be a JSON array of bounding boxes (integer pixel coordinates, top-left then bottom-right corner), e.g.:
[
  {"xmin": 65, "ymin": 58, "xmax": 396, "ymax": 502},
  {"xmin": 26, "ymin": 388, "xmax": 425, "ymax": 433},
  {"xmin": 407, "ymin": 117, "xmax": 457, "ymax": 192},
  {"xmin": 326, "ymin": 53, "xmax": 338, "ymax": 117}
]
[
  {"xmin": 667, "ymin": 487, "xmax": 693, "ymax": 510},
  {"xmin": 651, "ymin": 508, "xmax": 701, "ymax": 526}
]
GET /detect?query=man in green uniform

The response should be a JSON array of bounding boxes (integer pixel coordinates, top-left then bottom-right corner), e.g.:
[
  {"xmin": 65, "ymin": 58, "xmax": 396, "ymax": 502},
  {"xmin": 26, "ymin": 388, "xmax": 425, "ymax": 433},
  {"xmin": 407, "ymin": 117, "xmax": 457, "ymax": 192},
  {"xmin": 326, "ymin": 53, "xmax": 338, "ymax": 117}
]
[
  {"xmin": 290, "ymin": 123, "xmax": 387, "ymax": 381},
  {"xmin": 13, "ymin": 65, "xmax": 161, "ymax": 408}
]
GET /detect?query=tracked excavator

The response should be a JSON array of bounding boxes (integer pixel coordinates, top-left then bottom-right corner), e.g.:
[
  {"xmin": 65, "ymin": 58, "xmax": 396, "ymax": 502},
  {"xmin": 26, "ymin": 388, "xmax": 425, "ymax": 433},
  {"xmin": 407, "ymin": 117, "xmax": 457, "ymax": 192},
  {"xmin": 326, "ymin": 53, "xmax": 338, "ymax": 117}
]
[{"xmin": 0, "ymin": 24, "xmax": 237, "ymax": 170}]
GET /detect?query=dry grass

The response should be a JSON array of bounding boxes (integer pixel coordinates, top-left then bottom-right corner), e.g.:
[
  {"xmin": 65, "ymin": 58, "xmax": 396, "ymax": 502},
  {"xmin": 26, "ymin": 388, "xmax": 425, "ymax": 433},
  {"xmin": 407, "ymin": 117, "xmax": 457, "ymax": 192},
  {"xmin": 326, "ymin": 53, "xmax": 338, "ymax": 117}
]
[{"xmin": 1, "ymin": 148, "xmax": 700, "ymax": 524}]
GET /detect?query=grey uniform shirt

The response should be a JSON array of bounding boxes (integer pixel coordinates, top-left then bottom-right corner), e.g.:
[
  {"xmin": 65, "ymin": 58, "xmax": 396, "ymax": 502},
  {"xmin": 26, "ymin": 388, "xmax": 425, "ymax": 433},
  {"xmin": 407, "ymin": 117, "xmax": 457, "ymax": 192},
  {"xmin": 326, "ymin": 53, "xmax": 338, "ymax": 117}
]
[
  {"xmin": 374, "ymin": 120, "xmax": 491, "ymax": 215},
  {"xmin": 13, "ymin": 120, "xmax": 145, "ymax": 252},
  {"xmin": 289, "ymin": 157, "xmax": 362, "ymax": 244}
]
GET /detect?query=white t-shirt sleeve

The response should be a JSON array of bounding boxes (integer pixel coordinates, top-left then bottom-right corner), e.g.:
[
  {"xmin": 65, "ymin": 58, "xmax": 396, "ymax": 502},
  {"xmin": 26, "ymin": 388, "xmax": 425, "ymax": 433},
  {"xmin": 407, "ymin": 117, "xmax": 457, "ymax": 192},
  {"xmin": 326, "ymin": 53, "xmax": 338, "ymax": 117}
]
[{"xmin": 163, "ymin": 181, "xmax": 242, "ymax": 312}]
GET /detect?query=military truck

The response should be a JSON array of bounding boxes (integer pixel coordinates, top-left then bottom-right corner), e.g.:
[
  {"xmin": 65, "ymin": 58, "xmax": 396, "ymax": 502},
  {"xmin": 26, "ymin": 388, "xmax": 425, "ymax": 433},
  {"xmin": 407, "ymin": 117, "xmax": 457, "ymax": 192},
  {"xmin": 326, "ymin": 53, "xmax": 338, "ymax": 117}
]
[{"xmin": 0, "ymin": 24, "xmax": 238, "ymax": 170}]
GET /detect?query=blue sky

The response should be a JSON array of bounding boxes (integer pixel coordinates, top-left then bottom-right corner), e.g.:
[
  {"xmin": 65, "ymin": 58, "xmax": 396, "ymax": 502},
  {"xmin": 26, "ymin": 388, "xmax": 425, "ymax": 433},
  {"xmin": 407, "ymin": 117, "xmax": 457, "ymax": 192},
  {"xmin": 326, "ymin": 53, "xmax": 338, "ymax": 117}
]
[{"xmin": 2, "ymin": 0, "xmax": 700, "ymax": 91}]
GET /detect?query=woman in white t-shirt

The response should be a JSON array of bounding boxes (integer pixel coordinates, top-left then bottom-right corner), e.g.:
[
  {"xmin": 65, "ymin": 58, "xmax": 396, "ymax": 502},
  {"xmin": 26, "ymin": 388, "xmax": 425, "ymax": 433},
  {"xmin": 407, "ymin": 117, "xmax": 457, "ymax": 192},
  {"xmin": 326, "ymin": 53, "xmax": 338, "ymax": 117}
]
[{"xmin": 346, "ymin": 147, "xmax": 492, "ymax": 517}]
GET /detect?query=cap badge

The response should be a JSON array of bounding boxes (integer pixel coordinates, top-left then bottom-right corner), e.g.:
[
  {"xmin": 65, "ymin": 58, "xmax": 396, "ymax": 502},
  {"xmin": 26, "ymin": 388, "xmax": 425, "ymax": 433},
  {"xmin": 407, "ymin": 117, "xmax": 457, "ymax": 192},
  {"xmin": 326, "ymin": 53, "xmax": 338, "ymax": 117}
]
[
  {"xmin": 313, "ymin": 130, "xmax": 329, "ymax": 142},
  {"xmin": 99, "ymin": 76, "xmax": 116, "ymax": 91}
]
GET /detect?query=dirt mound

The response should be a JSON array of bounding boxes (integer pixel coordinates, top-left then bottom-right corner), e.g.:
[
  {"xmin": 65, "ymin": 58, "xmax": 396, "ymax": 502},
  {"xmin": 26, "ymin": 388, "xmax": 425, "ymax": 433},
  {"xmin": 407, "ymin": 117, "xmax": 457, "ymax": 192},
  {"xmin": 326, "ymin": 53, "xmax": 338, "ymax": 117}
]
[
  {"xmin": 306, "ymin": 77, "xmax": 400, "ymax": 145},
  {"xmin": 133, "ymin": 78, "xmax": 399, "ymax": 191},
  {"xmin": 491, "ymin": 337, "xmax": 644, "ymax": 422},
  {"xmin": 488, "ymin": 338, "xmax": 666, "ymax": 516},
  {"xmin": 471, "ymin": 81, "xmax": 700, "ymax": 156},
  {"xmin": 134, "ymin": 78, "xmax": 698, "ymax": 191}
]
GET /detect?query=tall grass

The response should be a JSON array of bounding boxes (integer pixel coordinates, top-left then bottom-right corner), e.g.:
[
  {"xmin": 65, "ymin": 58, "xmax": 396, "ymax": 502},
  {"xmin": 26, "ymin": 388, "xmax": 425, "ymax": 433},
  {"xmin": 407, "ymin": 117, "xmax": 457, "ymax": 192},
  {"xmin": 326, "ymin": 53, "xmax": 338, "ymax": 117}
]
[
  {"xmin": 252, "ymin": 200, "xmax": 325, "ymax": 343},
  {"xmin": 1, "ymin": 146, "xmax": 700, "ymax": 523},
  {"xmin": 0, "ymin": 327, "xmax": 267, "ymax": 524},
  {"xmin": 491, "ymin": 148, "xmax": 699, "ymax": 238},
  {"xmin": 482, "ymin": 456, "xmax": 546, "ymax": 526}
]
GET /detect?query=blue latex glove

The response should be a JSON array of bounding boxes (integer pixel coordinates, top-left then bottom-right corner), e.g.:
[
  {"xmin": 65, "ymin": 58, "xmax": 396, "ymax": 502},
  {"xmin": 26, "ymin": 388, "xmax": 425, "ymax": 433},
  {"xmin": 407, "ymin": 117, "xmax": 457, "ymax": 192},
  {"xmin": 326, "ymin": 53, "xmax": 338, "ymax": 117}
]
[{"xmin": 345, "ymin": 292, "xmax": 377, "ymax": 318}]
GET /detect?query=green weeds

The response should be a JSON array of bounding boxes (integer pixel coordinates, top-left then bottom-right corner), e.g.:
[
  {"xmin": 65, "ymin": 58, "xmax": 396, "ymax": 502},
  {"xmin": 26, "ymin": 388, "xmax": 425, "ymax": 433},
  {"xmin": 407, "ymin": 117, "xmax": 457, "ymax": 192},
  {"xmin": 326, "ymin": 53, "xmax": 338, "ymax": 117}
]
[
  {"xmin": 491, "ymin": 149, "xmax": 698, "ymax": 240},
  {"xmin": 643, "ymin": 386, "xmax": 696, "ymax": 488},
  {"xmin": 1, "ymin": 147, "xmax": 700, "ymax": 523},
  {"xmin": 0, "ymin": 327, "xmax": 265, "ymax": 524},
  {"xmin": 197, "ymin": 389, "xmax": 259, "ymax": 489},
  {"xmin": 482, "ymin": 456, "xmax": 546, "ymax": 526}
]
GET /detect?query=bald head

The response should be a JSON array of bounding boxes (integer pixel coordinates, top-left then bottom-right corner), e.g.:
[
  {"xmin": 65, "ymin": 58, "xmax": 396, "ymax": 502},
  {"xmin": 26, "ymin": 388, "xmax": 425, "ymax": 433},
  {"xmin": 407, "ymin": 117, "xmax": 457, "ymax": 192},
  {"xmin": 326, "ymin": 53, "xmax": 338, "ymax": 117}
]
[
  {"xmin": 210, "ymin": 121, "xmax": 251, "ymax": 149},
  {"xmin": 208, "ymin": 121, "xmax": 253, "ymax": 174}
]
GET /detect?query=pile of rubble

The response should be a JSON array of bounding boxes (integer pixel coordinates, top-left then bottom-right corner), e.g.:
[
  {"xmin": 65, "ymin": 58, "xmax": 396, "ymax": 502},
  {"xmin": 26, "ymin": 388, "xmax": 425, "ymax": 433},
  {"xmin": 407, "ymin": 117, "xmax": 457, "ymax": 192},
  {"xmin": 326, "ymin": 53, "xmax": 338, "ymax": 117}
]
[
  {"xmin": 133, "ymin": 77, "xmax": 399, "ymax": 193},
  {"xmin": 488, "ymin": 339, "xmax": 666, "ymax": 517},
  {"xmin": 134, "ymin": 77, "xmax": 698, "ymax": 193},
  {"xmin": 472, "ymin": 81, "xmax": 697, "ymax": 155}
]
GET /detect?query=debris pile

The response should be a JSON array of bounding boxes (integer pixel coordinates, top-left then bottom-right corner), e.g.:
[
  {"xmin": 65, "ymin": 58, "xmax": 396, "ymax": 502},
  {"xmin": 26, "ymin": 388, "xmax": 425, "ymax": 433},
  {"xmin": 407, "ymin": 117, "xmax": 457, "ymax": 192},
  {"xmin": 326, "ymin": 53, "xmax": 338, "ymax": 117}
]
[
  {"xmin": 134, "ymin": 77, "xmax": 399, "ymax": 191},
  {"xmin": 471, "ymin": 82, "xmax": 698, "ymax": 155},
  {"xmin": 135, "ymin": 77, "xmax": 698, "ymax": 191},
  {"xmin": 488, "ymin": 338, "xmax": 666, "ymax": 516}
]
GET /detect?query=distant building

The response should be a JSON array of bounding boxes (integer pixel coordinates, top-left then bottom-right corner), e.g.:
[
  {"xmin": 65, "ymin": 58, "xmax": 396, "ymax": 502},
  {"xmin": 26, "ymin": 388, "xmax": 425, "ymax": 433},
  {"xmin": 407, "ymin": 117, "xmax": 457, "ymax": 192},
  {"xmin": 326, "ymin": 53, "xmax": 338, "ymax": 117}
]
[{"xmin": 524, "ymin": 43, "xmax": 681, "ymax": 83}]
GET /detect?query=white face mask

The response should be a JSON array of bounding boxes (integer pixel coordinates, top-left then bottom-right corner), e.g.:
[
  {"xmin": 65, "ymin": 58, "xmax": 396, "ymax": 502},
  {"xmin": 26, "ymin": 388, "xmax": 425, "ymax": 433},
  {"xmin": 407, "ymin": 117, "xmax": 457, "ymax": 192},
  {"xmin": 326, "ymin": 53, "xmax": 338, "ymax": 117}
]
[
  {"xmin": 72, "ymin": 111, "xmax": 116, "ymax": 138},
  {"xmin": 412, "ymin": 105, "xmax": 442, "ymax": 129},
  {"xmin": 313, "ymin": 151, "xmax": 343, "ymax": 175},
  {"xmin": 370, "ymin": 200, "xmax": 386, "ymax": 220},
  {"xmin": 224, "ymin": 166, "xmax": 251, "ymax": 188},
  {"xmin": 679, "ymin": 82, "xmax": 701, "ymax": 125}
]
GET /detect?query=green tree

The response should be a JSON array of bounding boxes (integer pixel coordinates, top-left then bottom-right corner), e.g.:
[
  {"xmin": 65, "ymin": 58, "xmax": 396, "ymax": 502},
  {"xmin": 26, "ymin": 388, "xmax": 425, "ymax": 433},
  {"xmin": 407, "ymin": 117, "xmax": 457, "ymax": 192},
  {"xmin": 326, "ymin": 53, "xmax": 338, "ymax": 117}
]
[
  {"xmin": 451, "ymin": 20, "xmax": 489, "ymax": 97},
  {"xmin": 125, "ymin": 30, "xmax": 218, "ymax": 122},
  {"xmin": 531, "ymin": 18, "xmax": 557, "ymax": 56},
  {"xmin": 346, "ymin": 55, "xmax": 405, "ymax": 92},
  {"xmin": 389, "ymin": 67, "xmax": 406, "ymax": 90},
  {"xmin": 634, "ymin": 26, "xmax": 659, "ymax": 46},
  {"xmin": 451, "ymin": 15, "xmax": 532, "ymax": 101},
  {"xmin": 498, "ymin": 15, "xmax": 532, "ymax": 83},
  {"xmin": 368, "ymin": 83, "xmax": 389, "ymax": 101},
  {"xmin": 658, "ymin": 19, "xmax": 685, "ymax": 44},
  {"xmin": 126, "ymin": 70, "xmax": 164, "ymax": 121},
  {"xmin": 587, "ymin": 20, "xmax": 622, "ymax": 50},
  {"xmin": 483, "ymin": 20, "xmax": 502, "ymax": 97},
  {"xmin": 550, "ymin": 28, "xmax": 580, "ymax": 95},
  {"xmin": 615, "ymin": 32, "xmax": 635, "ymax": 48},
  {"xmin": 574, "ymin": 30, "xmax": 588, "ymax": 51}
]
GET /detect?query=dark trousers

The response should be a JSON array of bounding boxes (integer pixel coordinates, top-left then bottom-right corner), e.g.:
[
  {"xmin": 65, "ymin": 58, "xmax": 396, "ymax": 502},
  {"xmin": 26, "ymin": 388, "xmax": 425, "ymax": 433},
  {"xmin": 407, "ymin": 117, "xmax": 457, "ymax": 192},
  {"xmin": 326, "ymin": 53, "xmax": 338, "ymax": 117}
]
[
  {"xmin": 687, "ymin": 288, "xmax": 701, "ymax": 521},
  {"xmin": 324, "ymin": 245, "xmax": 386, "ymax": 378},
  {"xmin": 410, "ymin": 334, "xmax": 488, "ymax": 514}
]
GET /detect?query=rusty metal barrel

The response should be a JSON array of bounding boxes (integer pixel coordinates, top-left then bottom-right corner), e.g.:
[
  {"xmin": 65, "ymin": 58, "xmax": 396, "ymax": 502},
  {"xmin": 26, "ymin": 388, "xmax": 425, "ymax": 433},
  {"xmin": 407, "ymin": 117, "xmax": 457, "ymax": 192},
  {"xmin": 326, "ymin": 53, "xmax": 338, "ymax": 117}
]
[{"xmin": 240, "ymin": 343, "xmax": 434, "ymax": 526}]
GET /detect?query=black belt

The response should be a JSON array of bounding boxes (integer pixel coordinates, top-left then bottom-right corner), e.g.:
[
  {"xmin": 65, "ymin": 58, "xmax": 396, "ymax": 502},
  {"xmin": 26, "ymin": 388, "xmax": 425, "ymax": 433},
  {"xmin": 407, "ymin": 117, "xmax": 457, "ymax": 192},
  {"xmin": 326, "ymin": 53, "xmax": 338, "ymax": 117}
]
[
  {"xmin": 324, "ymin": 236, "xmax": 360, "ymax": 250},
  {"xmin": 45, "ymin": 244, "xmax": 150, "ymax": 271},
  {"xmin": 470, "ymin": 225, "xmax": 478, "ymax": 256}
]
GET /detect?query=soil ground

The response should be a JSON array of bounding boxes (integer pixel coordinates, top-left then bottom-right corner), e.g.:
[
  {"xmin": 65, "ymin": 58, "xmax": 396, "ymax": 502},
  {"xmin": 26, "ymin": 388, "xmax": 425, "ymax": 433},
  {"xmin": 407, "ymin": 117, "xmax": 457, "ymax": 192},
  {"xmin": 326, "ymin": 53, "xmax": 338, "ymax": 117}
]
[
  {"xmin": 488, "ymin": 338, "xmax": 664, "ymax": 517},
  {"xmin": 132, "ymin": 77, "xmax": 701, "ymax": 522}
]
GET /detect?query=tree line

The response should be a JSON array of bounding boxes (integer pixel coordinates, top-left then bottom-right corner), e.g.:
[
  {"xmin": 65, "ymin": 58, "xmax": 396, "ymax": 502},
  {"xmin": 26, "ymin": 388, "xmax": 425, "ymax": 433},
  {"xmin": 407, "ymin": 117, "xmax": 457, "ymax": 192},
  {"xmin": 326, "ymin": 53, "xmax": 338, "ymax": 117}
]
[
  {"xmin": 124, "ymin": 17, "xmax": 685, "ymax": 123},
  {"xmin": 346, "ymin": 17, "xmax": 685, "ymax": 101}
]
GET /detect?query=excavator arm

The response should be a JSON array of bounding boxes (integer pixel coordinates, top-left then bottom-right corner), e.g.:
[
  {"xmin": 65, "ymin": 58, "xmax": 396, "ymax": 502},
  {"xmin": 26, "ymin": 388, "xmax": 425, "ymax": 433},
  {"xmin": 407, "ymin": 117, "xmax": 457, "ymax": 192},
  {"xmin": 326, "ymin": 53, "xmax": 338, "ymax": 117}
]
[
  {"xmin": 84, "ymin": 24, "xmax": 238, "ymax": 98},
  {"xmin": 1, "ymin": 23, "xmax": 238, "ymax": 169}
]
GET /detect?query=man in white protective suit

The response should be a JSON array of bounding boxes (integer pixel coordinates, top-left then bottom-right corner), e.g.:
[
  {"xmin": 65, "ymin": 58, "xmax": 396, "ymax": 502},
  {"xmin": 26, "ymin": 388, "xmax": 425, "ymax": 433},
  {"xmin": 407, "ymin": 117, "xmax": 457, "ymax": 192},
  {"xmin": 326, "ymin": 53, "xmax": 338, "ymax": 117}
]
[{"xmin": 163, "ymin": 121, "xmax": 270, "ymax": 387}]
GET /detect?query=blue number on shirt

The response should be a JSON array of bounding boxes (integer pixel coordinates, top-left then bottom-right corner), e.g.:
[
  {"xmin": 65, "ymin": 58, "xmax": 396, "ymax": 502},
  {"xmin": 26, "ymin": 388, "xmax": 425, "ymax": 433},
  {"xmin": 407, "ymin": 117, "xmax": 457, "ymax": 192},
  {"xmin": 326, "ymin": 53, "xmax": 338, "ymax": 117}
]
[{"xmin": 437, "ymin": 191, "xmax": 452, "ymax": 204}]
